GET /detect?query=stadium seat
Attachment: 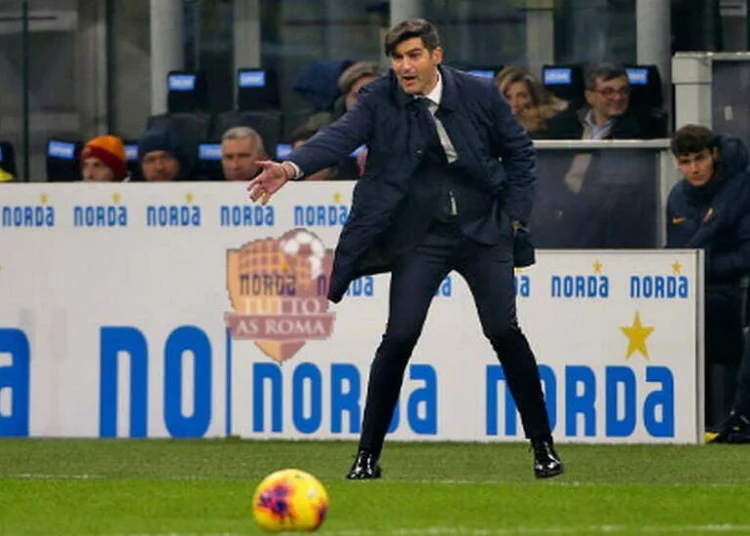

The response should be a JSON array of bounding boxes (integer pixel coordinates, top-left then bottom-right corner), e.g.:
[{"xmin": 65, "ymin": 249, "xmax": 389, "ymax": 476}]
[
  {"xmin": 0, "ymin": 141, "xmax": 17, "ymax": 178},
  {"xmin": 167, "ymin": 70, "xmax": 209, "ymax": 113},
  {"xmin": 464, "ymin": 66, "xmax": 504, "ymax": 80},
  {"xmin": 212, "ymin": 110, "xmax": 283, "ymax": 155},
  {"xmin": 122, "ymin": 140, "xmax": 143, "ymax": 181},
  {"xmin": 146, "ymin": 112, "xmax": 213, "ymax": 149},
  {"xmin": 237, "ymin": 68, "xmax": 280, "ymax": 111},
  {"xmin": 541, "ymin": 64, "xmax": 585, "ymax": 107},
  {"xmin": 196, "ymin": 143, "xmax": 224, "ymax": 181},
  {"xmin": 46, "ymin": 138, "xmax": 83, "ymax": 182},
  {"xmin": 625, "ymin": 64, "xmax": 663, "ymax": 109}
]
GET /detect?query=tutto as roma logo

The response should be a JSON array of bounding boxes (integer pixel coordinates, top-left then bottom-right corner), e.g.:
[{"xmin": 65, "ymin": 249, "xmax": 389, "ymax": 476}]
[{"xmin": 225, "ymin": 229, "xmax": 336, "ymax": 364}]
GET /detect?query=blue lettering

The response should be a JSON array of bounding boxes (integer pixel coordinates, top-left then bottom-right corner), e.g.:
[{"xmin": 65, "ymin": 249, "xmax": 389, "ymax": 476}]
[
  {"xmin": 345, "ymin": 276, "xmax": 375, "ymax": 297},
  {"xmin": 163, "ymin": 326, "xmax": 212, "ymax": 438},
  {"xmin": 644, "ymin": 367, "xmax": 675, "ymax": 437},
  {"xmin": 434, "ymin": 276, "xmax": 452, "ymax": 297},
  {"xmin": 551, "ymin": 275, "xmax": 609, "ymax": 298},
  {"xmin": 486, "ymin": 364, "xmax": 555, "ymax": 436},
  {"xmin": 0, "ymin": 329, "xmax": 30, "ymax": 437},
  {"xmin": 630, "ymin": 275, "xmax": 689, "ymax": 299},
  {"xmin": 220, "ymin": 205, "xmax": 275, "ymax": 227},
  {"xmin": 99, "ymin": 327, "xmax": 148, "ymax": 438},
  {"xmin": 407, "ymin": 364, "xmax": 437, "ymax": 435},
  {"xmin": 565, "ymin": 366, "xmax": 596, "ymax": 436},
  {"xmin": 73, "ymin": 206, "xmax": 128, "ymax": 227},
  {"xmin": 1, "ymin": 206, "xmax": 55, "ymax": 227},
  {"xmin": 146, "ymin": 206, "xmax": 201, "ymax": 227},
  {"xmin": 293, "ymin": 205, "xmax": 349, "ymax": 226},
  {"xmin": 331, "ymin": 364, "xmax": 360, "ymax": 433},
  {"xmin": 605, "ymin": 366, "xmax": 636, "ymax": 437},
  {"xmin": 253, "ymin": 363, "xmax": 282, "ymax": 432},
  {"xmin": 514, "ymin": 275, "xmax": 531, "ymax": 297},
  {"xmin": 292, "ymin": 363, "xmax": 322, "ymax": 434}
]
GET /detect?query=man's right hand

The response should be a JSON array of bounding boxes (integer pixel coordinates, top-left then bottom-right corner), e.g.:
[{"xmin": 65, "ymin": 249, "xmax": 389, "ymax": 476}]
[{"xmin": 247, "ymin": 160, "xmax": 294, "ymax": 205}]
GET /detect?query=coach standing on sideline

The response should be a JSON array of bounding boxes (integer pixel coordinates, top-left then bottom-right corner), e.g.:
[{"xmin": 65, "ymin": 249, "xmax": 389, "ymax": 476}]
[{"xmin": 247, "ymin": 18, "xmax": 563, "ymax": 480}]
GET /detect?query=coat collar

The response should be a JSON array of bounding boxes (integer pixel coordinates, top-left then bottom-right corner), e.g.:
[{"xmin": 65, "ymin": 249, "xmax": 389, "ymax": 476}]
[{"xmin": 392, "ymin": 64, "xmax": 460, "ymax": 112}]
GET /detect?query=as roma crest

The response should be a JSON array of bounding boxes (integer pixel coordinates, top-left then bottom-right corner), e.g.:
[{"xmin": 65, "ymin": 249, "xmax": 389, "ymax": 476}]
[{"xmin": 226, "ymin": 229, "xmax": 336, "ymax": 363}]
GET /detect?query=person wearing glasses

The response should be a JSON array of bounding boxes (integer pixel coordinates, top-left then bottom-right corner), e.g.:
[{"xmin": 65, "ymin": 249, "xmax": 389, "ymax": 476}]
[{"xmin": 551, "ymin": 63, "xmax": 668, "ymax": 248}]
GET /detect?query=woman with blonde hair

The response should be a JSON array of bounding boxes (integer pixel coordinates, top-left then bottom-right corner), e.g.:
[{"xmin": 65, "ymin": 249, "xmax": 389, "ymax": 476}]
[{"xmin": 495, "ymin": 66, "xmax": 570, "ymax": 138}]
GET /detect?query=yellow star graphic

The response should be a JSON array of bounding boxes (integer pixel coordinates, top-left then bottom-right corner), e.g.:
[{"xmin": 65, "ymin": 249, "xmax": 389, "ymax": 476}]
[
  {"xmin": 593, "ymin": 260, "xmax": 603, "ymax": 273},
  {"xmin": 620, "ymin": 312, "xmax": 655, "ymax": 360},
  {"xmin": 112, "ymin": 193, "xmax": 122, "ymax": 205},
  {"xmin": 186, "ymin": 192, "xmax": 194, "ymax": 204},
  {"xmin": 40, "ymin": 193, "xmax": 49, "ymax": 204},
  {"xmin": 672, "ymin": 261, "xmax": 682, "ymax": 275},
  {"xmin": 332, "ymin": 192, "xmax": 342, "ymax": 204}
]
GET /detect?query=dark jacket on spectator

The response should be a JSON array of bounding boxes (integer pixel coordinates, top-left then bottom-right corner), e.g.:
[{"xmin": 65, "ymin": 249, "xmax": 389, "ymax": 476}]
[{"xmin": 667, "ymin": 135, "xmax": 750, "ymax": 365}]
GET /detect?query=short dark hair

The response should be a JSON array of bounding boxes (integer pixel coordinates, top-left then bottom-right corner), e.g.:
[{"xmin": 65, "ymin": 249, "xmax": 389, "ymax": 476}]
[
  {"xmin": 384, "ymin": 18, "xmax": 441, "ymax": 57},
  {"xmin": 670, "ymin": 124, "xmax": 715, "ymax": 156},
  {"xmin": 584, "ymin": 63, "xmax": 629, "ymax": 91}
]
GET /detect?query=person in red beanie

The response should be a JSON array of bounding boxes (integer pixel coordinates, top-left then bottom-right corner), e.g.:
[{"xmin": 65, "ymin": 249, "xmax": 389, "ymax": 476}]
[{"xmin": 81, "ymin": 135, "xmax": 129, "ymax": 182}]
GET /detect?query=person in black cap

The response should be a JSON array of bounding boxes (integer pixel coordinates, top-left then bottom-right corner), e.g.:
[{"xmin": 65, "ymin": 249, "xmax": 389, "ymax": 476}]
[{"xmin": 138, "ymin": 126, "xmax": 194, "ymax": 181}]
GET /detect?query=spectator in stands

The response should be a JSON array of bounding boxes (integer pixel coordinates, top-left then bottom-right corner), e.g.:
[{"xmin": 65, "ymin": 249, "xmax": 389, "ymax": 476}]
[
  {"xmin": 557, "ymin": 63, "xmax": 667, "ymax": 140},
  {"xmin": 138, "ymin": 127, "xmax": 192, "ymax": 181},
  {"xmin": 540, "ymin": 63, "xmax": 668, "ymax": 249},
  {"xmin": 221, "ymin": 126, "xmax": 267, "ymax": 181},
  {"xmin": 0, "ymin": 168, "xmax": 13, "ymax": 182},
  {"xmin": 666, "ymin": 124, "xmax": 750, "ymax": 432},
  {"xmin": 494, "ymin": 66, "xmax": 577, "ymax": 139},
  {"xmin": 308, "ymin": 61, "xmax": 385, "ymax": 130},
  {"xmin": 339, "ymin": 61, "xmax": 383, "ymax": 112},
  {"xmin": 289, "ymin": 123, "xmax": 358, "ymax": 181},
  {"xmin": 80, "ymin": 135, "xmax": 129, "ymax": 182}
]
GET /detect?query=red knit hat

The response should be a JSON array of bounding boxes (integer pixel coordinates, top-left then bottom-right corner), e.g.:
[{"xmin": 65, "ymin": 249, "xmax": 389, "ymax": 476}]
[{"xmin": 81, "ymin": 135, "xmax": 127, "ymax": 180}]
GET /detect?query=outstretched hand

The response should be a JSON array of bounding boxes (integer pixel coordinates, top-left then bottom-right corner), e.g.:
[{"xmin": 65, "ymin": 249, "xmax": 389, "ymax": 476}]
[{"xmin": 247, "ymin": 160, "xmax": 292, "ymax": 205}]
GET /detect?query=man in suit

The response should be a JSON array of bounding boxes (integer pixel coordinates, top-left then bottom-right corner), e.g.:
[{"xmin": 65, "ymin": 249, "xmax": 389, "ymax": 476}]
[{"xmin": 247, "ymin": 18, "xmax": 562, "ymax": 480}]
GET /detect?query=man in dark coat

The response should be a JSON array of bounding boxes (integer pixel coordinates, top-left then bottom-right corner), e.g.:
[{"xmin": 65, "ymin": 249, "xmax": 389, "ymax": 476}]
[
  {"xmin": 666, "ymin": 124, "xmax": 750, "ymax": 433},
  {"xmin": 247, "ymin": 19, "xmax": 562, "ymax": 479}
]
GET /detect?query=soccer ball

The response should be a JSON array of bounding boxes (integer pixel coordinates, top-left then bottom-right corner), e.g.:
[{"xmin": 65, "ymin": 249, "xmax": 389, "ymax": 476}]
[{"xmin": 252, "ymin": 469, "xmax": 329, "ymax": 532}]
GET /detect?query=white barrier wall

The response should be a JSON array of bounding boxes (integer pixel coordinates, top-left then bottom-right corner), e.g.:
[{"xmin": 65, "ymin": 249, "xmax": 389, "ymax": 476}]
[{"xmin": 0, "ymin": 183, "xmax": 703, "ymax": 443}]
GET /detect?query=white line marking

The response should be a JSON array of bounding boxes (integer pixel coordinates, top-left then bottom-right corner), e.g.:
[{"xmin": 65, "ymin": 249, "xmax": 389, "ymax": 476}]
[
  {"xmin": 4, "ymin": 474, "xmax": 749, "ymax": 490},
  {"xmin": 100, "ymin": 526, "xmax": 750, "ymax": 536}
]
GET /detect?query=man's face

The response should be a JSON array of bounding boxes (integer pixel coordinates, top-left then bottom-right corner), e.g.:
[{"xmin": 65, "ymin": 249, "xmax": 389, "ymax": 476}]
[
  {"xmin": 82, "ymin": 157, "xmax": 116, "ymax": 182},
  {"xmin": 222, "ymin": 137, "xmax": 262, "ymax": 181},
  {"xmin": 676, "ymin": 148, "xmax": 717, "ymax": 187},
  {"xmin": 141, "ymin": 150, "xmax": 180, "ymax": 182},
  {"xmin": 346, "ymin": 74, "xmax": 378, "ymax": 110},
  {"xmin": 585, "ymin": 75, "xmax": 630, "ymax": 120},
  {"xmin": 390, "ymin": 37, "xmax": 442, "ymax": 96}
]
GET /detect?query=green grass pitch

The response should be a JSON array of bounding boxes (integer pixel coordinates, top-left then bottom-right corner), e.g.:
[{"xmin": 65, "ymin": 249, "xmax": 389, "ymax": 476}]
[{"xmin": 1, "ymin": 439, "xmax": 750, "ymax": 535}]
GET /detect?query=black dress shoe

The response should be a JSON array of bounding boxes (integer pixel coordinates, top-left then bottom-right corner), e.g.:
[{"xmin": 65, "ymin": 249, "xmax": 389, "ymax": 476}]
[
  {"xmin": 345, "ymin": 450, "xmax": 382, "ymax": 480},
  {"xmin": 531, "ymin": 438, "xmax": 564, "ymax": 479}
]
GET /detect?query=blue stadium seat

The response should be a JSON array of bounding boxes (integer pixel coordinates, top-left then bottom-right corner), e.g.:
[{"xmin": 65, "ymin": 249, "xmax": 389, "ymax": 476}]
[
  {"xmin": 196, "ymin": 143, "xmax": 224, "ymax": 181},
  {"xmin": 541, "ymin": 64, "xmax": 585, "ymax": 107},
  {"xmin": 237, "ymin": 69, "xmax": 280, "ymax": 111},
  {"xmin": 625, "ymin": 65, "xmax": 663, "ymax": 109},
  {"xmin": 465, "ymin": 66, "xmax": 504, "ymax": 80},
  {"xmin": 46, "ymin": 138, "xmax": 83, "ymax": 182},
  {"xmin": 167, "ymin": 70, "xmax": 209, "ymax": 113},
  {"xmin": 146, "ymin": 112, "xmax": 212, "ymax": 149},
  {"xmin": 0, "ymin": 141, "xmax": 17, "ymax": 178},
  {"xmin": 213, "ymin": 110, "xmax": 282, "ymax": 154}
]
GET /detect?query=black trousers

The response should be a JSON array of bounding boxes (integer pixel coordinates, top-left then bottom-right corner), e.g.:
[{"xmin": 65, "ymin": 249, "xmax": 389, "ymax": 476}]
[
  {"xmin": 359, "ymin": 221, "xmax": 552, "ymax": 457},
  {"xmin": 734, "ymin": 329, "xmax": 750, "ymax": 416}
]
